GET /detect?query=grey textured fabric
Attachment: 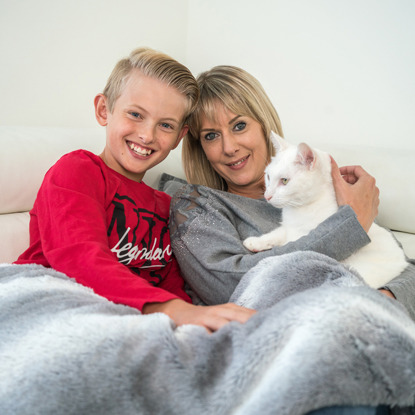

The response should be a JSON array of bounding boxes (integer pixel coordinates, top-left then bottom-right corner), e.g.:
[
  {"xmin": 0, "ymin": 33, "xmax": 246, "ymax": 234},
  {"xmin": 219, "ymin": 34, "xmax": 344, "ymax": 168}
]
[
  {"xmin": 169, "ymin": 183, "xmax": 415, "ymax": 320},
  {"xmin": 1, "ymin": 257, "xmax": 415, "ymax": 415}
]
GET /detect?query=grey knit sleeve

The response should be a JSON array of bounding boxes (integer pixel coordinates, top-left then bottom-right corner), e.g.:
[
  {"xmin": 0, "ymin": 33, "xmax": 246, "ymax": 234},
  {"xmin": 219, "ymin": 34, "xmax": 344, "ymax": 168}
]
[
  {"xmin": 381, "ymin": 257, "xmax": 415, "ymax": 321},
  {"xmin": 170, "ymin": 184, "xmax": 372, "ymax": 306}
]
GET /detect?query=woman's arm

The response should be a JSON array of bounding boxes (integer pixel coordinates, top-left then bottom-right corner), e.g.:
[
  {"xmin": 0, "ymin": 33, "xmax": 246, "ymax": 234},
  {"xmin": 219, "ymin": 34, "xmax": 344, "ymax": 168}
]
[
  {"xmin": 381, "ymin": 259, "xmax": 415, "ymax": 321},
  {"xmin": 331, "ymin": 158, "xmax": 415, "ymax": 320},
  {"xmin": 330, "ymin": 157, "xmax": 380, "ymax": 233},
  {"xmin": 170, "ymin": 185, "xmax": 370, "ymax": 305}
]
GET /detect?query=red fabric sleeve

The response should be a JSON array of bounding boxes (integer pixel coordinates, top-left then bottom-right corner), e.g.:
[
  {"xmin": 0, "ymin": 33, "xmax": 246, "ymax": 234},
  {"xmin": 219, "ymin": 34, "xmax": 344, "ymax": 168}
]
[{"xmin": 19, "ymin": 152, "xmax": 190, "ymax": 310}]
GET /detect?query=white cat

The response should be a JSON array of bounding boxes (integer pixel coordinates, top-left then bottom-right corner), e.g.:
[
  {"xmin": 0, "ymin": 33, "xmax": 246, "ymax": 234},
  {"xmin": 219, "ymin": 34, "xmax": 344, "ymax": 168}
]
[{"xmin": 243, "ymin": 132, "xmax": 408, "ymax": 288}]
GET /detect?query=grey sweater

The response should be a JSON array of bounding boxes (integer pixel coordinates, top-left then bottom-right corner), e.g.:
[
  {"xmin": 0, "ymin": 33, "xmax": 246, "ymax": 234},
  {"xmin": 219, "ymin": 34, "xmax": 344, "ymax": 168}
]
[{"xmin": 169, "ymin": 182, "xmax": 415, "ymax": 320}]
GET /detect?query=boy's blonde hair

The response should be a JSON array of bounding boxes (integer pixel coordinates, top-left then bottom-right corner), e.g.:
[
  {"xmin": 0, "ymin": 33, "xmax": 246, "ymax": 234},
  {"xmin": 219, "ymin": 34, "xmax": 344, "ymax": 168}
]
[
  {"xmin": 103, "ymin": 47, "xmax": 199, "ymax": 122},
  {"xmin": 182, "ymin": 65, "xmax": 283, "ymax": 190}
]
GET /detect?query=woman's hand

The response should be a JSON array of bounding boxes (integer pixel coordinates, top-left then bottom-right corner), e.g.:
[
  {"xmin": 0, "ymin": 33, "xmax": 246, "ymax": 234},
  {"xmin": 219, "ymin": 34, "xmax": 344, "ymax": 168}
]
[
  {"xmin": 330, "ymin": 157, "xmax": 380, "ymax": 232},
  {"xmin": 143, "ymin": 299, "xmax": 256, "ymax": 333}
]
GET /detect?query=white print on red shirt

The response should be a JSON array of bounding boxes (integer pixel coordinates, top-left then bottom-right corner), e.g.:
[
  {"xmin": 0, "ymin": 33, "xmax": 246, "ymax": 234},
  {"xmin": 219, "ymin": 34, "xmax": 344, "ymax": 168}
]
[
  {"xmin": 111, "ymin": 227, "xmax": 173, "ymax": 266},
  {"xmin": 107, "ymin": 193, "xmax": 173, "ymax": 285}
]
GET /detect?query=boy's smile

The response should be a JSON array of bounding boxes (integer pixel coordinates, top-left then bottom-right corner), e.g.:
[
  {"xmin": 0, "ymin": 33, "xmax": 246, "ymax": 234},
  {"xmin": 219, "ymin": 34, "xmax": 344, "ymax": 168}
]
[
  {"xmin": 95, "ymin": 69, "xmax": 189, "ymax": 182},
  {"xmin": 127, "ymin": 141, "xmax": 152, "ymax": 156}
]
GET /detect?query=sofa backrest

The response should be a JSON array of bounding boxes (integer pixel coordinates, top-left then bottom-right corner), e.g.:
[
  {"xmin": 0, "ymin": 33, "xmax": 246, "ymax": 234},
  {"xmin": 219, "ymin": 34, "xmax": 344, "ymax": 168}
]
[
  {"xmin": 315, "ymin": 141, "xmax": 415, "ymax": 236},
  {"xmin": 0, "ymin": 126, "xmax": 414, "ymax": 263}
]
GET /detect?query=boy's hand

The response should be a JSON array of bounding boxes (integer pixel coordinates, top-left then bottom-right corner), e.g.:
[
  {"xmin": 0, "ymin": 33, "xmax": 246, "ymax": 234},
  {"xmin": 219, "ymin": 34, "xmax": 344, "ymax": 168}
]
[
  {"xmin": 330, "ymin": 157, "xmax": 380, "ymax": 233},
  {"xmin": 378, "ymin": 289, "xmax": 396, "ymax": 299},
  {"xmin": 143, "ymin": 299, "xmax": 256, "ymax": 333}
]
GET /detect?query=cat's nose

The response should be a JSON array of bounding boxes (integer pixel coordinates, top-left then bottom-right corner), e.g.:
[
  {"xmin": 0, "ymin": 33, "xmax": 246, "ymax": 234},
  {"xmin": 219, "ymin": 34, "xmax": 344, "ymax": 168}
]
[{"xmin": 265, "ymin": 194, "xmax": 272, "ymax": 201}]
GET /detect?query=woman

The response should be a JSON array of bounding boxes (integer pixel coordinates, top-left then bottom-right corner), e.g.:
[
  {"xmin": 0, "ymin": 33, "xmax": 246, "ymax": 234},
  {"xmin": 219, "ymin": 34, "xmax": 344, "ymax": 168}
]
[
  {"xmin": 168, "ymin": 65, "xmax": 415, "ymax": 415},
  {"xmin": 169, "ymin": 65, "xmax": 415, "ymax": 316}
]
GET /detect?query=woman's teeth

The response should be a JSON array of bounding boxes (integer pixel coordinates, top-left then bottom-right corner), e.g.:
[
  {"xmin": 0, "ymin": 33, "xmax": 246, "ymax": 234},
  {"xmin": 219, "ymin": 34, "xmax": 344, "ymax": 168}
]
[
  {"xmin": 230, "ymin": 157, "xmax": 247, "ymax": 166},
  {"xmin": 129, "ymin": 142, "xmax": 152, "ymax": 156}
]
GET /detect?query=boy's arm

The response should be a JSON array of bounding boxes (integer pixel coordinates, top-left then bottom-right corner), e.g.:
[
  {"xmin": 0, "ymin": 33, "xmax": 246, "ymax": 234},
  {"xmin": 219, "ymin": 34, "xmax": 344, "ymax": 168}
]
[
  {"xmin": 31, "ymin": 154, "xmax": 187, "ymax": 311},
  {"xmin": 143, "ymin": 299, "xmax": 256, "ymax": 333}
]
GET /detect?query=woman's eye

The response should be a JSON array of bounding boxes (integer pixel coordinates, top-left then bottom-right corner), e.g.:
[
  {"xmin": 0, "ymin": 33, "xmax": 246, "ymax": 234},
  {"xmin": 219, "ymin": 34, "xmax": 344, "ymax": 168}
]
[
  {"xmin": 130, "ymin": 112, "xmax": 141, "ymax": 119},
  {"xmin": 161, "ymin": 122, "xmax": 173, "ymax": 129},
  {"xmin": 234, "ymin": 121, "xmax": 246, "ymax": 131},
  {"xmin": 281, "ymin": 178, "xmax": 289, "ymax": 185},
  {"xmin": 204, "ymin": 132, "xmax": 218, "ymax": 141}
]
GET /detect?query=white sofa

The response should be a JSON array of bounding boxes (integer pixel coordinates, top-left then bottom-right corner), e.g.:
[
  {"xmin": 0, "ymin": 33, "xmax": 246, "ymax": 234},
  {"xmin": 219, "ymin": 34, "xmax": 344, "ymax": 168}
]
[{"xmin": 1, "ymin": 125, "xmax": 414, "ymax": 264}]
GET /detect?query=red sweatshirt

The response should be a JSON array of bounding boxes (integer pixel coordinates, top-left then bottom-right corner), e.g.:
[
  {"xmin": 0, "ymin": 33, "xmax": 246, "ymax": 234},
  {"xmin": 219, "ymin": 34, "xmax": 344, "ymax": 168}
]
[{"xmin": 15, "ymin": 150, "xmax": 191, "ymax": 310}]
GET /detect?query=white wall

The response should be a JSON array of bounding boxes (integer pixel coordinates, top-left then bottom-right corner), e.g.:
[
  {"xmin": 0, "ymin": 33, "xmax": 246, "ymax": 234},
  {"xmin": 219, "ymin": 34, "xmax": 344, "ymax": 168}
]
[
  {"xmin": 187, "ymin": 0, "xmax": 415, "ymax": 151},
  {"xmin": 0, "ymin": 0, "xmax": 188, "ymax": 128},
  {"xmin": 1, "ymin": 0, "xmax": 414, "ymax": 153}
]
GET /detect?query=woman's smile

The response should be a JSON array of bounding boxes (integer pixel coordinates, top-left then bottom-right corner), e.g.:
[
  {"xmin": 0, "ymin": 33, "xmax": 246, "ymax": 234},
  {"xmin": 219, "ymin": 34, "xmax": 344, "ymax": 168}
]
[
  {"xmin": 199, "ymin": 102, "xmax": 269, "ymax": 198},
  {"xmin": 226, "ymin": 155, "xmax": 250, "ymax": 169}
]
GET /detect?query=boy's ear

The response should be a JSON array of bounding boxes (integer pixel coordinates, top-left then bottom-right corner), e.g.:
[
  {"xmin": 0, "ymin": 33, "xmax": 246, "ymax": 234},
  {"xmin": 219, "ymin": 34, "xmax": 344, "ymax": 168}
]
[
  {"xmin": 94, "ymin": 94, "xmax": 108, "ymax": 126},
  {"xmin": 173, "ymin": 125, "xmax": 189, "ymax": 149}
]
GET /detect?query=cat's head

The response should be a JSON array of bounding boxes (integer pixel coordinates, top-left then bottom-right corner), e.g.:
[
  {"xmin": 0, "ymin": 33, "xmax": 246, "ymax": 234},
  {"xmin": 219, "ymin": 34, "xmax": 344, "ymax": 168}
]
[{"xmin": 264, "ymin": 132, "xmax": 331, "ymax": 208}]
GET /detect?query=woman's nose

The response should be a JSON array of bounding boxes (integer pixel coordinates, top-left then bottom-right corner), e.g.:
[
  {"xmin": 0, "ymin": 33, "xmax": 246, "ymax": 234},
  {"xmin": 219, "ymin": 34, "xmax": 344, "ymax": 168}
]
[{"xmin": 222, "ymin": 134, "xmax": 240, "ymax": 156}]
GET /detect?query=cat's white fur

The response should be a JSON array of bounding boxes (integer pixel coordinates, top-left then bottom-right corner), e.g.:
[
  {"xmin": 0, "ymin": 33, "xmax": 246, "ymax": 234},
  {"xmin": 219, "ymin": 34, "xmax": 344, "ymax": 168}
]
[{"xmin": 243, "ymin": 132, "xmax": 408, "ymax": 288}]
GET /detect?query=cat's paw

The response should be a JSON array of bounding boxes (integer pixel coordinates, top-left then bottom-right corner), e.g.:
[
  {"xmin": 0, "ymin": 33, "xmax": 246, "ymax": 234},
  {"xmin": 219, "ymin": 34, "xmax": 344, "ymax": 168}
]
[{"xmin": 243, "ymin": 237, "xmax": 273, "ymax": 252}]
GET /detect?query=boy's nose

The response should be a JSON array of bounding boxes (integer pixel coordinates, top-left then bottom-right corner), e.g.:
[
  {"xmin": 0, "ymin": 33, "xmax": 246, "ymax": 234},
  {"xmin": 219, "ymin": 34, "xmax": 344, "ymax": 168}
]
[
  {"xmin": 137, "ymin": 125, "xmax": 154, "ymax": 145},
  {"xmin": 139, "ymin": 134, "xmax": 152, "ymax": 145}
]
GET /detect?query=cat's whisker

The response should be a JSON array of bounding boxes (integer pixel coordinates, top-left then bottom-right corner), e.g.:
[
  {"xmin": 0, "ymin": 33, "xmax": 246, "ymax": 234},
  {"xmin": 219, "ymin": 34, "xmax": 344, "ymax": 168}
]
[{"xmin": 278, "ymin": 201, "xmax": 302, "ymax": 208}]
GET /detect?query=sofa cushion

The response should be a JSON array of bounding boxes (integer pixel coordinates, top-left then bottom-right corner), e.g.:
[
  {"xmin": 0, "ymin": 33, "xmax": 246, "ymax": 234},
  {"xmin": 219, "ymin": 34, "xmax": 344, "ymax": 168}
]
[
  {"xmin": 393, "ymin": 231, "xmax": 415, "ymax": 260},
  {"xmin": 0, "ymin": 126, "xmax": 105, "ymax": 215},
  {"xmin": 0, "ymin": 212, "xmax": 30, "ymax": 263},
  {"xmin": 320, "ymin": 142, "xmax": 415, "ymax": 235}
]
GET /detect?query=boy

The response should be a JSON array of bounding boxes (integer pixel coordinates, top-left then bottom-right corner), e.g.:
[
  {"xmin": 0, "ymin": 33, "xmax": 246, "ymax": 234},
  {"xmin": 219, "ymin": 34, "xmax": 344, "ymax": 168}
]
[{"xmin": 16, "ymin": 47, "xmax": 254, "ymax": 331}]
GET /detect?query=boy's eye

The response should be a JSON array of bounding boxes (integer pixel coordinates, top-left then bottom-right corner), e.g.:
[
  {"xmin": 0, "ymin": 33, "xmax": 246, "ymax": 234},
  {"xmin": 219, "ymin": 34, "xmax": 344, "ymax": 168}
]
[
  {"xmin": 203, "ymin": 132, "xmax": 218, "ymax": 141},
  {"xmin": 234, "ymin": 121, "xmax": 246, "ymax": 132},
  {"xmin": 161, "ymin": 122, "xmax": 173, "ymax": 129}
]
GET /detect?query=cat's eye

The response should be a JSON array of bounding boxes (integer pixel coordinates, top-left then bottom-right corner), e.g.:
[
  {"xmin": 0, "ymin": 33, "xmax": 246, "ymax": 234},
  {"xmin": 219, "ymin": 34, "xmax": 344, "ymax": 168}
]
[{"xmin": 281, "ymin": 178, "xmax": 289, "ymax": 185}]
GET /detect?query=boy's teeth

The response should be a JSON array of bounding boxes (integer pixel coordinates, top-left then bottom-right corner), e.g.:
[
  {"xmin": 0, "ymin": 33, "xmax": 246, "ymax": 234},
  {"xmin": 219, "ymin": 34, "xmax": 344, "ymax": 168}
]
[{"xmin": 129, "ymin": 142, "xmax": 152, "ymax": 156}]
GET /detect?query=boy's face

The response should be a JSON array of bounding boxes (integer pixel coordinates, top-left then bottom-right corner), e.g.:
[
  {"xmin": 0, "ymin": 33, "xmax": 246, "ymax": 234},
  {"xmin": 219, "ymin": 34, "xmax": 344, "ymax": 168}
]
[{"xmin": 95, "ymin": 69, "xmax": 189, "ymax": 182}]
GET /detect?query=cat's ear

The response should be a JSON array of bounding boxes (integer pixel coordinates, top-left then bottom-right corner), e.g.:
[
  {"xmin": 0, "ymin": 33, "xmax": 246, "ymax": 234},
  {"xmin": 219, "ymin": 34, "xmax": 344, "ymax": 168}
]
[
  {"xmin": 296, "ymin": 143, "xmax": 316, "ymax": 169},
  {"xmin": 270, "ymin": 131, "xmax": 289, "ymax": 153}
]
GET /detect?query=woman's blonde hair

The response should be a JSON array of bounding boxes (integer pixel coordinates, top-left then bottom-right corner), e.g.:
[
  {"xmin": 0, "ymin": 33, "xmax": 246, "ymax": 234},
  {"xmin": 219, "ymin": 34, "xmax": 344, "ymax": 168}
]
[
  {"xmin": 103, "ymin": 47, "xmax": 199, "ymax": 122},
  {"xmin": 182, "ymin": 65, "xmax": 283, "ymax": 190}
]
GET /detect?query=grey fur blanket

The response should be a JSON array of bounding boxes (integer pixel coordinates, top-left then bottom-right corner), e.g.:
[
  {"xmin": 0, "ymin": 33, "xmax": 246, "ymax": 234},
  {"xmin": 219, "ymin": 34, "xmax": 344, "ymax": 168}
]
[{"xmin": 1, "ymin": 252, "xmax": 415, "ymax": 415}]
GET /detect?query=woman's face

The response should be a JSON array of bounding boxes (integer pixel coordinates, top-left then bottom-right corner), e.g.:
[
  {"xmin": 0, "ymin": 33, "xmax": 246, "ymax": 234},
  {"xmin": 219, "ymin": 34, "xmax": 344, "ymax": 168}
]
[{"xmin": 199, "ymin": 102, "xmax": 269, "ymax": 199}]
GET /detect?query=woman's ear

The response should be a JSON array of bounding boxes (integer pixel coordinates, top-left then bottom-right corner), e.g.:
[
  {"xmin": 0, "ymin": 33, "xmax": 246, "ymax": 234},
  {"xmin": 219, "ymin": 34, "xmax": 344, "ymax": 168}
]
[{"xmin": 94, "ymin": 94, "xmax": 108, "ymax": 126}]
